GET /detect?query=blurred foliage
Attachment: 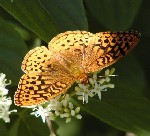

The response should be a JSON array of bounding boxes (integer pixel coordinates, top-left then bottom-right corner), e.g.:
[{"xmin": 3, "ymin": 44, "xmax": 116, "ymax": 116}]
[{"xmin": 0, "ymin": 0, "xmax": 150, "ymax": 136}]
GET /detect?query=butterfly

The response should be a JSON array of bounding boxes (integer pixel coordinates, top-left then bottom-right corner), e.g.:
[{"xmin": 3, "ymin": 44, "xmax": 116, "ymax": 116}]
[{"xmin": 14, "ymin": 30, "xmax": 140, "ymax": 106}]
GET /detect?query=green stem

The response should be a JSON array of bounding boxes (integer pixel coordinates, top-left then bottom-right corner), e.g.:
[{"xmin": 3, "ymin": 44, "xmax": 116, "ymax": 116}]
[
  {"xmin": 58, "ymin": 90, "xmax": 77, "ymax": 102},
  {"xmin": 45, "ymin": 116, "xmax": 56, "ymax": 136},
  {"xmin": 69, "ymin": 90, "xmax": 77, "ymax": 97}
]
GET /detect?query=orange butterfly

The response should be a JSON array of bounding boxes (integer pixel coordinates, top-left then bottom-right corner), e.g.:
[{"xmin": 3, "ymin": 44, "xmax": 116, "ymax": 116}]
[{"xmin": 14, "ymin": 31, "xmax": 140, "ymax": 106}]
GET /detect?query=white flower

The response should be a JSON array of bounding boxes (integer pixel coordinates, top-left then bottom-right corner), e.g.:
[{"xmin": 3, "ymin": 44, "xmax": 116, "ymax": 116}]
[
  {"xmin": 0, "ymin": 73, "xmax": 11, "ymax": 89},
  {"xmin": 75, "ymin": 84, "xmax": 90, "ymax": 103},
  {"xmin": 0, "ymin": 87, "xmax": 9, "ymax": 95},
  {"xmin": 0, "ymin": 97, "xmax": 17, "ymax": 123},
  {"xmin": 31, "ymin": 94, "xmax": 82, "ymax": 123},
  {"xmin": 0, "ymin": 73, "xmax": 16, "ymax": 123},
  {"xmin": 0, "ymin": 99, "xmax": 11, "ymax": 122},
  {"xmin": 75, "ymin": 68, "xmax": 115, "ymax": 103},
  {"xmin": 0, "ymin": 73, "xmax": 6, "ymax": 85},
  {"xmin": 30, "ymin": 68, "xmax": 115, "ymax": 124},
  {"xmin": 31, "ymin": 105, "xmax": 48, "ymax": 123}
]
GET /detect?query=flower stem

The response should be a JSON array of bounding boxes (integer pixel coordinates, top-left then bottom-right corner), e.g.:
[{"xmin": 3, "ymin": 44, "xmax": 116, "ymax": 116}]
[
  {"xmin": 45, "ymin": 116, "xmax": 56, "ymax": 136},
  {"xmin": 70, "ymin": 90, "xmax": 77, "ymax": 97}
]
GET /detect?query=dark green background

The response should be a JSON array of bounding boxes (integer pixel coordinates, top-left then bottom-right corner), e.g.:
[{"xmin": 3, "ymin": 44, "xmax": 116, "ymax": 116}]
[{"xmin": 0, "ymin": 0, "xmax": 150, "ymax": 136}]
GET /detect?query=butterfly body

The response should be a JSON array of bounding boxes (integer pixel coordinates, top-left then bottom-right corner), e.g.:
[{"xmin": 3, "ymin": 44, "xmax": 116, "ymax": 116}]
[{"xmin": 14, "ymin": 30, "xmax": 140, "ymax": 106}]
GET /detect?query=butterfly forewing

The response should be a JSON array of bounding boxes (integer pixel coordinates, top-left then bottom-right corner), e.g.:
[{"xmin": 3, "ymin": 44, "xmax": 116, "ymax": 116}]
[
  {"xmin": 22, "ymin": 46, "xmax": 51, "ymax": 73},
  {"xmin": 48, "ymin": 31, "xmax": 95, "ymax": 77},
  {"xmin": 86, "ymin": 31, "xmax": 140, "ymax": 72}
]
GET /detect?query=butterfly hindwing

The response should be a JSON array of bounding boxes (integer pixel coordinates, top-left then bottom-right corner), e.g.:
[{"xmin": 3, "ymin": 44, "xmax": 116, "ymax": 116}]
[{"xmin": 15, "ymin": 71, "xmax": 75, "ymax": 106}]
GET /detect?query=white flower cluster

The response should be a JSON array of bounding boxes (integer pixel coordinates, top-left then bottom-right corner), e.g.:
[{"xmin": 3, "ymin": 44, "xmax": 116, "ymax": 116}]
[
  {"xmin": 31, "ymin": 68, "xmax": 115, "ymax": 123},
  {"xmin": 31, "ymin": 94, "xmax": 82, "ymax": 123},
  {"xmin": 0, "ymin": 73, "xmax": 17, "ymax": 123},
  {"xmin": 75, "ymin": 68, "xmax": 115, "ymax": 103}
]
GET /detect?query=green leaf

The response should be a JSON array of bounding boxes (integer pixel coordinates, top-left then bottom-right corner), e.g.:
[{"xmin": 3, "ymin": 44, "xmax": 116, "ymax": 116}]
[
  {"xmin": 85, "ymin": 0, "xmax": 142, "ymax": 31},
  {"xmin": 0, "ymin": 0, "xmax": 59, "ymax": 42},
  {"xmin": 9, "ymin": 110, "xmax": 81, "ymax": 136},
  {"xmin": 39, "ymin": 0, "xmax": 88, "ymax": 31},
  {"xmin": 9, "ymin": 117, "xmax": 20, "ymax": 136},
  {"xmin": 0, "ymin": 121, "xmax": 9, "ymax": 136},
  {"xmin": 55, "ymin": 118, "xmax": 81, "ymax": 136},
  {"xmin": 0, "ymin": 0, "xmax": 88, "ymax": 42},
  {"xmin": 133, "ymin": 1, "xmax": 150, "ymax": 37},
  {"xmin": 74, "ymin": 55, "xmax": 150, "ymax": 136},
  {"xmin": 0, "ymin": 17, "xmax": 28, "ymax": 85},
  {"xmin": 9, "ymin": 110, "xmax": 49, "ymax": 136}
]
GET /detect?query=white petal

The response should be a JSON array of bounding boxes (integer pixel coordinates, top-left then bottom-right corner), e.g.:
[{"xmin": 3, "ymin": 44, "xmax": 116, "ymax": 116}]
[
  {"xmin": 71, "ymin": 110, "xmax": 75, "ymax": 116},
  {"xmin": 0, "ymin": 73, "xmax": 6, "ymax": 84},
  {"xmin": 66, "ymin": 118, "xmax": 71, "ymax": 123},
  {"xmin": 69, "ymin": 102, "xmax": 73, "ymax": 109},
  {"xmin": 0, "ymin": 87, "xmax": 8, "ymax": 95},
  {"xmin": 76, "ymin": 114, "xmax": 82, "ymax": 119}
]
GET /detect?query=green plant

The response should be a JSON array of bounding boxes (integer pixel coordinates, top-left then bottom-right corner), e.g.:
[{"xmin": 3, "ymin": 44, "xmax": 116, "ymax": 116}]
[{"xmin": 0, "ymin": 0, "xmax": 150, "ymax": 136}]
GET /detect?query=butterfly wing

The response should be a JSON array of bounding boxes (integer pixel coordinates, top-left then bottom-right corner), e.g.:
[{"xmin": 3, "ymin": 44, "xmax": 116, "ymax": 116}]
[
  {"xmin": 15, "ymin": 46, "xmax": 75, "ymax": 106},
  {"xmin": 22, "ymin": 46, "xmax": 64, "ymax": 73},
  {"xmin": 86, "ymin": 31, "xmax": 140, "ymax": 73},
  {"xmin": 48, "ymin": 31, "xmax": 94, "ymax": 78},
  {"xmin": 15, "ymin": 71, "xmax": 75, "ymax": 106}
]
